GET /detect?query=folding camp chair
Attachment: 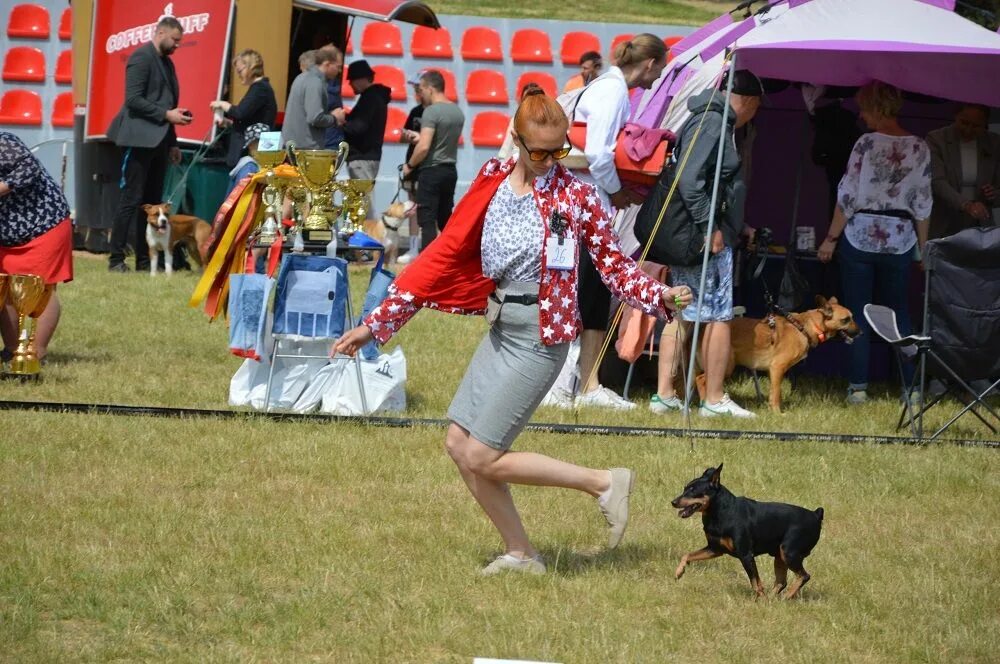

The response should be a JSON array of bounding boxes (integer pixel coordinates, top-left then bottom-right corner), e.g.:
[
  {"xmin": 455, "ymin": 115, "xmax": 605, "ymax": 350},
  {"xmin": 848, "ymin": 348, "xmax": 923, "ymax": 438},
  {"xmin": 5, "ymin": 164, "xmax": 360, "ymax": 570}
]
[{"xmin": 863, "ymin": 227, "xmax": 1000, "ymax": 439}]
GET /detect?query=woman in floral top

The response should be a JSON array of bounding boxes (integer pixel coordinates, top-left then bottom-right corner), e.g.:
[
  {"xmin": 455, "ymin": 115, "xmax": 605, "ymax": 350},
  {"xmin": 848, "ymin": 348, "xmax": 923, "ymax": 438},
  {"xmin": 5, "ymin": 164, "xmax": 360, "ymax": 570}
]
[
  {"xmin": 817, "ymin": 82, "xmax": 931, "ymax": 404},
  {"xmin": 334, "ymin": 90, "xmax": 692, "ymax": 576}
]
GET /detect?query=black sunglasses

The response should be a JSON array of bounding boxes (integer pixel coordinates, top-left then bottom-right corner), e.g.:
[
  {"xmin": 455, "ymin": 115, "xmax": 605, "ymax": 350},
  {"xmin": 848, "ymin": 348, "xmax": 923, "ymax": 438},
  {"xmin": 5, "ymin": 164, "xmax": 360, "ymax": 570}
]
[{"xmin": 517, "ymin": 135, "xmax": 572, "ymax": 162}]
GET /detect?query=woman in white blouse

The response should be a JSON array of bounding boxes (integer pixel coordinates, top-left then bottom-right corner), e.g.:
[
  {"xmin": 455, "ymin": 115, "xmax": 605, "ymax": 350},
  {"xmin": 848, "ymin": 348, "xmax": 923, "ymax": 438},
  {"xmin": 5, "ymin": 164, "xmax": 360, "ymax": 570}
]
[{"xmin": 817, "ymin": 82, "xmax": 931, "ymax": 404}]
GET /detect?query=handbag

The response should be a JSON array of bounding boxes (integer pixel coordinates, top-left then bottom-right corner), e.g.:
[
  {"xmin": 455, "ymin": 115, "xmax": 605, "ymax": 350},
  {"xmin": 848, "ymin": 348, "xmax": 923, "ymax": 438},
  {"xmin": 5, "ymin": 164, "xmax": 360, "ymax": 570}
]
[{"xmin": 567, "ymin": 122, "xmax": 673, "ymax": 186}]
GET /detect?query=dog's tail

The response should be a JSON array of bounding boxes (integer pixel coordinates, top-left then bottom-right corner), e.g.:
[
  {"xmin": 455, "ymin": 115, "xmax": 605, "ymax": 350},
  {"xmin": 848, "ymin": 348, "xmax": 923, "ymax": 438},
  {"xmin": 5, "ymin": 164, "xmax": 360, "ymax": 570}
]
[{"xmin": 814, "ymin": 507, "xmax": 824, "ymax": 522}]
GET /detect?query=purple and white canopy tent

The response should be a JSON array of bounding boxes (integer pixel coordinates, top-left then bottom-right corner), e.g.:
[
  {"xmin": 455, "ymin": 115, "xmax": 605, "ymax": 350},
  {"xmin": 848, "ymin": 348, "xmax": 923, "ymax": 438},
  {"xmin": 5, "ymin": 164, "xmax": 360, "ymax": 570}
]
[{"xmin": 622, "ymin": 0, "xmax": 1000, "ymax": 417}]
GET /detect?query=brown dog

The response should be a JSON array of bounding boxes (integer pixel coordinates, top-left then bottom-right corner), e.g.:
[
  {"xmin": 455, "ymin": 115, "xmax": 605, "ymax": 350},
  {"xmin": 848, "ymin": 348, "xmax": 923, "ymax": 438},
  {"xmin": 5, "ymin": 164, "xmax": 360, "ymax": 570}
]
[
  {"xmin": 696, "ymin": 296, "xmax": 861, "ymax": 412},
  {"xmin": 141, "ymin": 203, "xmax": 212, "ymax": 275}
]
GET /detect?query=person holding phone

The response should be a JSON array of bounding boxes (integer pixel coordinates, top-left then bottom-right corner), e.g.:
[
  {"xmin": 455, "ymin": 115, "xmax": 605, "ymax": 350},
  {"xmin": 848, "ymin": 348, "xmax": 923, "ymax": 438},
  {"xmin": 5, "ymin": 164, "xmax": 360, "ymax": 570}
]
[{"xmin": 106, "ymin": 16, "xmax": 191, "ymax": 273}]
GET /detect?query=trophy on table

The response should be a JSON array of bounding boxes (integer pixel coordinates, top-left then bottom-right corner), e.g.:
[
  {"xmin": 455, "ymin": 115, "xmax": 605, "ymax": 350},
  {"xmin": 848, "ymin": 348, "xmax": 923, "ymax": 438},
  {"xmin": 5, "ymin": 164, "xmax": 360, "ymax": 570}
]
[
  {"xmin": 4, "ymin": 274, "xmax": 50, "ymax": 378},
  {"xmin": 291, "ymin": 141, "xmax": 349, "ymax": 250},
  {"xmin": 249, "ymin": 139, "xmax": 292, "ymax": 247},
  {"xmin": 341, "ymin": 179, "xmax": 375, "ymax": 235}
]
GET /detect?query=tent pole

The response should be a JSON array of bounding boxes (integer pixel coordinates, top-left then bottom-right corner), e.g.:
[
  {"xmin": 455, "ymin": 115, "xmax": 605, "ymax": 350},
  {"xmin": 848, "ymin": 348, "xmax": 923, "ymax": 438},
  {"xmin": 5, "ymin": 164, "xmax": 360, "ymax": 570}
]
[{"xmin": 683, "ymin": 52, "xmax": 737, "ymax": 431}]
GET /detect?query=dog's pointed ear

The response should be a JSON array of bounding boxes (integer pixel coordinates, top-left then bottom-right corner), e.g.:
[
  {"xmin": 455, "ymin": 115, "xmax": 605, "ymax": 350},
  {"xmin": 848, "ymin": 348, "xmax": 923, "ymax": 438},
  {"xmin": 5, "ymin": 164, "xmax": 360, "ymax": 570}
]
[
  {"xmin": 164, "ymin": 202, "xmax": 173, "ymax": 213},
  {"xmin": 142, "ymin": 204, "xmax": 153, "ymax": 213},
  {"xmin": 816, "ymin": 295, "xmax": 833, "ymax": 318},
  {"xmin": 828, "ymin": 296, "xmax": 839, "ymax": 305},
  {"xmin": 710, "ymin": 464, "xmax": 722, "ymax": 486}
]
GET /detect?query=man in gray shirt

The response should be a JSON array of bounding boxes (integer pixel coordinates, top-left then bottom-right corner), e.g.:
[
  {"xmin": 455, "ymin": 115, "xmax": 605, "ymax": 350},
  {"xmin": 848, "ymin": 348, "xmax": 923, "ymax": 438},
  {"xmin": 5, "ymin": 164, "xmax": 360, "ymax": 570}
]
[
  {"xmin": 401, "ymin": 70, "xmax": 464, "ymax": 251},
  {"xmin": 281, "ymin": 48, "xmax": 342, "ymax": 150}
]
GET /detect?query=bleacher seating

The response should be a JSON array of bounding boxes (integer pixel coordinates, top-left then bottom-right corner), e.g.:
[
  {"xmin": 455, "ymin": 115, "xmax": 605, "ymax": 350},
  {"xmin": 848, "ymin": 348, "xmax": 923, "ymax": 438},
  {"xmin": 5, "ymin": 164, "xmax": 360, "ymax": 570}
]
[
  {"xmin": 560, "ymin": 31, "xmax": 601, "ymax": 65},
  {"xmin": 410, "ymin": 25, "xmax": 453, "ymax": 59},
  {"xmin": 515, "ymin": 71, "xmax": 557, "ymax": 99},
  {"xmin": 465, "ymin": 70, "xmax": 509, "ymax": 105},
  {"xmin": 2, "ymin": 46, "xmax": 46, "ymax": 82},
  {"xmin": 0, "ymin": 89, "xmax": 43, "ymax": 125},
  {"xmin": 361, "ymin": 22, "xmax": 403, "ymax": 56},
  {"xmin": 471, "ymin": 111, "xmax": 510, "ymax": 147},
  {"xmin": 341, "ymin": 68, "xmax": 354, "ymax": 98},
  {"xmin": 372, "ymin": 65, "xmax": 408, "ymax": 102},
  {"xmin": 346, "ymin": 36, "xmax": 353, "ymax": 55},
  {"xmin": 611, "ymin": 33, "xmax": 633, "ymax": 54},
  {"xmin": 510, "ymin": 29, "xmax": 552, "ymax": 64},
  {"xmin": 51, "ymin": 91, "xmax": 73, "ymax": 127},
  {"xmin": 461, "ymin": 26, "xmax": 503, "ymax": 61},
  {"xmin": 55, "ymin": 49, "xmax": 71, "ymax": 84},
  {"xmin": 7, "ymin": 4, "xmax": 50, "ymax": 39},
  {"xmin": 383, "ymin": 105, "xmax": 407, "ymax": 142},
  {"xmin": 58, "ymin": 7, "xmax": 71, "ymax": 40}
]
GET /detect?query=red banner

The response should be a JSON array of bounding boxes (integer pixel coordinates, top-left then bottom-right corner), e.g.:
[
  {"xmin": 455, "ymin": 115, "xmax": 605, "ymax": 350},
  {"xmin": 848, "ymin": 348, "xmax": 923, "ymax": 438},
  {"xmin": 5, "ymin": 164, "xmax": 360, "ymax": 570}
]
[{"xmin": 85, "ymin": 0, "xmax": 235, "ymax": 144}]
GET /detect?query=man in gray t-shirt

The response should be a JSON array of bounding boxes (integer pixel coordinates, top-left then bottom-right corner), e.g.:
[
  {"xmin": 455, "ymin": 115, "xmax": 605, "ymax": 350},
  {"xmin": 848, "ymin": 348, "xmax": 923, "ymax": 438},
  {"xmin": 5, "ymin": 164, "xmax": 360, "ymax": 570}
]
[
  {"xmin": 401, "ymin": 70, "xmax": 465, "ymax": 251},
  {"xmin": 282, "ymin": 49, "xmax": 341, "ymax": 150}
]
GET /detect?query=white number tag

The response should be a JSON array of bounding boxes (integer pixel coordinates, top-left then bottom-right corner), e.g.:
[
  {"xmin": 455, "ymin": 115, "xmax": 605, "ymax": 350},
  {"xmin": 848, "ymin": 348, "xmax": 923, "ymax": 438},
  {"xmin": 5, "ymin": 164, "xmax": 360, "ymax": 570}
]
[{"xmin": 546, "ymin": 237, "xmax": 576, "ymax": 271}]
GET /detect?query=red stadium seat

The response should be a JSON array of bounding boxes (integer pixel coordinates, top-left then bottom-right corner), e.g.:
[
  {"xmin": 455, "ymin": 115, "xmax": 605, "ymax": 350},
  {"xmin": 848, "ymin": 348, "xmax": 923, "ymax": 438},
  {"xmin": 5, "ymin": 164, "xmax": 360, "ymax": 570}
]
[
  {"xmin": 610, "ymin": 33, "xmax": 634, "ymax": 54},
  {"xmin": 7, "ymin": 4, "xmax": 50, "ymax": 39},
  {"xmin": 361, "ymin": 22, "xmax": 403, "ymax": 56},
  {"xmin": 345, "ymin": 35, "xmax": 353, "ymax": 55},
  {"xmin": 275, "ymin": 110, "xmax": 285, "ymax": 127},
  {"xmin": 510, "ymin": 29, "xmax": 552, "ymax": 64},
  {"xmin": 0, "ymin": 89, "xmax": 43, "ymax": 125},
  {"xmin": 420, "ymin": 67, "xmax": 458, "ymax": 102},
  {"xmin": 560, "ymin": 31, "xmax": 601, "ymax": 66},
  {"xmin": 460, "ymin": 27, "xmax": 503, "ymax": 61},
  {"xmin": 471, "ymin": 111, "xmax": 510, "ymax": 148},
  {"xmin": 58, "ymin": 7, "xmax": 71, "ymax": 40},
  {"xmin": 383, "ymin": 105, "xmax": 407, "ymax": 142},
  {"xmin": 410, "ymin": 25, "xmax": 453, "ymax": 59},
  {"xmin": 465, "ymin": 70, "xmax": 509, "ymax": 105},
  {"xmin": 55, "ymin": 50, "xmax": 72, "ymax": 85},
  {"xmin": 664, "ymin": 35, "xmax": 684, "ymax": 61},
  {"xmin": 51, "ymin": 92, "xmax": 73, "ymax": 127},
  {"xmin": 514, "ymin": 72, "xmax": 557, "ymax": 99},
  {"xmin": 2, "ymin": 47, "xmax": 45, "ymax": 83},
  {"xmin": 341, "ymin": 68, "xmax": 354, "ymax": 98},
  {"xmin": 372, "ymin": 65, "xmax": 407, "ymax": 102}
]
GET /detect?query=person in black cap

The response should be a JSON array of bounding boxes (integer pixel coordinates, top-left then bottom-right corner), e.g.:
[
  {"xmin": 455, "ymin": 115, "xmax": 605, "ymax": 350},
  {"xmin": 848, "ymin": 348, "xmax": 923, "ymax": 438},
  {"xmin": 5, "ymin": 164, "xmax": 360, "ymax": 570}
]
[
  {"xmin": 637, "ymin": 68, "xmax": 763, "ymax": 419},
  {"xmin": 333, "ymin": 60, "xmax": 390, "ymax": 218}
]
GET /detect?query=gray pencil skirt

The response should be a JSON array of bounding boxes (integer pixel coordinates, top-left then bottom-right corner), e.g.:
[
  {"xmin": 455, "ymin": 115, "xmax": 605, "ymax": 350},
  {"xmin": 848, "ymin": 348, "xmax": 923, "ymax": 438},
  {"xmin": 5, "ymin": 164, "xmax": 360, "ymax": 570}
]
[{"xmin": 448, "ymin": 280, "xmax": 569, "ymax": 451}]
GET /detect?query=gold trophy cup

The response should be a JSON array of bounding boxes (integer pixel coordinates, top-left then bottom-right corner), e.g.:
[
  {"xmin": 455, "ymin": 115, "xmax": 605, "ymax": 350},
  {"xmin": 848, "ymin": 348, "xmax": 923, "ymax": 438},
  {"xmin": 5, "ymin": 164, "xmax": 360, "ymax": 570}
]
[
  {"xmin": 342, "ymin": 179, "xmax": 375, "ymax": 234},
  {"xmin": 292, "ymin": 142, "xmax": 349, "ymax": 247},
  {"xmin": 249, "ymin": 146, "xmax": 288, "ymax": 246},
  {"xmin": 6, "ymin": 274, "xmax": 48, "ymax": 377}
]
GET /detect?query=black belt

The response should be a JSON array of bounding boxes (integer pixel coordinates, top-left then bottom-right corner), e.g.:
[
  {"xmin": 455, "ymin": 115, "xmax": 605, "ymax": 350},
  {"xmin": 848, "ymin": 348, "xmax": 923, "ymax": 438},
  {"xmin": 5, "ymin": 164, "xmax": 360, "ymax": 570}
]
[{"xmin": 491, "ymin": 293, "xmax": 539, "ymax": 306}]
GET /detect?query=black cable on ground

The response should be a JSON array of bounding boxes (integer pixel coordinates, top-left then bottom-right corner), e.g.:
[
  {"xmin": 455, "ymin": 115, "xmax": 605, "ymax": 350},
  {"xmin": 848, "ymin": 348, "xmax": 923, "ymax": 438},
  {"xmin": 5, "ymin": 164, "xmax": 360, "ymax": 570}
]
[{"xmin": 0, "ymin": 399, "xmax": 996, "ymax": 449}]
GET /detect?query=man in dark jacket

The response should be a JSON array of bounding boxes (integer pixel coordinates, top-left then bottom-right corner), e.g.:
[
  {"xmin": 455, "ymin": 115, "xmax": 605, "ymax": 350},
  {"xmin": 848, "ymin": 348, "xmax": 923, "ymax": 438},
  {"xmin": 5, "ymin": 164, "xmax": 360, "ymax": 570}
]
[
  {"xmin": 333, "ymin": 60, "xmax": 390, "ymax": 218},
  {"xmin": 639, "ymin": 69, "xmax": 762, "ymax": 418},
  {"xmin": 106, "ymin": 17, "xmax": 191, "ymax": 272}
]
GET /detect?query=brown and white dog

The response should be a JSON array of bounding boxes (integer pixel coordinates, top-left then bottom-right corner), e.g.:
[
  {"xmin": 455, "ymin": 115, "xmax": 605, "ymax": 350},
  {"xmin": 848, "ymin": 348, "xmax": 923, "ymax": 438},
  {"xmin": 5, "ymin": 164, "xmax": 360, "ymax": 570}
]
[
  {"xmin": 141, "ymin": 203, "xmax": 212, "ymax": 275},
  {"xmin": 696, "ymin": 296, "xmax": 861, "ymax": 413}
]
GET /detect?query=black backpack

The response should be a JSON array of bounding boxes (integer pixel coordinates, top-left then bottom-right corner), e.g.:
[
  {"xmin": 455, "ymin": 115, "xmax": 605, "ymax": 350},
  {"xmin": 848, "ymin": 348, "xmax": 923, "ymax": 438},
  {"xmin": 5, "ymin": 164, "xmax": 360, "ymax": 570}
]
[{"xmin": 633, "ymin": 157, "xmax": 707, "ymax": 267}]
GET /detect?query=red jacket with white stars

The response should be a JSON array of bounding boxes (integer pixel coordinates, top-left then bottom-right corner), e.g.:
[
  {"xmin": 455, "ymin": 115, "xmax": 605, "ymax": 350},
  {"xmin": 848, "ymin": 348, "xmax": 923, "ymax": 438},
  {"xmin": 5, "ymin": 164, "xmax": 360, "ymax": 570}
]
[{"xmin": 363, "ymin": 157, "xmax": 671, "ymax": 346}]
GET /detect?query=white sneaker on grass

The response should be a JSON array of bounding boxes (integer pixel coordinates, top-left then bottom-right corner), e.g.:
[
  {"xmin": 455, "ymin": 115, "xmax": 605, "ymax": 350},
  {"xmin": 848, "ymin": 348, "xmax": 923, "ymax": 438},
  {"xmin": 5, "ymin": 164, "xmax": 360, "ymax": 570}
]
[
  {"xmin": 846, "ymin": 388, "xmax": 868, "ymax": 405},
  {"xmin": 699, "ymin": 394, "xmax": 755, "ymax": 418},
  {"xmin": 481, "ymin": 553, "xmax": 546, "ymax": 576},
  {"xmin": 649, "ymin": 394, "xmax": 683, "ymax": 414},
  {"xmin": 540, "ymin": 386, "xmax": 575, "ymax": 409},
  {"xmin": 575, "ymin": 385, "xmax": 636, "ymax": 410}
]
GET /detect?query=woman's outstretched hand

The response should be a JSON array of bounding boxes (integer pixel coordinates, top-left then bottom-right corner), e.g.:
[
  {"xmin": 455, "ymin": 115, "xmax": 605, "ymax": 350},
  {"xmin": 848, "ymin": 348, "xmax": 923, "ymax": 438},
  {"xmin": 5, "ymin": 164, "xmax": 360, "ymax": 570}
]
[
  {"xmin": 663, "ymin": 285, "xmax": 693, "ymax": 312},
  {"xmin": 331, "ymin": 325, "xmax": 374, "ymax": 358}
]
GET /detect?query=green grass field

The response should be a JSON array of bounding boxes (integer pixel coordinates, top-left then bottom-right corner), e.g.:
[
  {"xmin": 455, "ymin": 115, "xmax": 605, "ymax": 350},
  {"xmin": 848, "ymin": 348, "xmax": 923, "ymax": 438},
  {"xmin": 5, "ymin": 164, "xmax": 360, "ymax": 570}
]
[{"xmin": 0, "ymin": 255, "xmax": 998, "ymax": 662}]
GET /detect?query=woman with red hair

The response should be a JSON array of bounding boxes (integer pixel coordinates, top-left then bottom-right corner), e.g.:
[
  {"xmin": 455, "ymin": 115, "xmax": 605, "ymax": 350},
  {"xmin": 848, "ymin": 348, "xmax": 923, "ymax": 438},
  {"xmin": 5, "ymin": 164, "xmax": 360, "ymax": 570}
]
[{"xmin": 334, "ymin": 90, "xmax": 691, "ymax": 576}]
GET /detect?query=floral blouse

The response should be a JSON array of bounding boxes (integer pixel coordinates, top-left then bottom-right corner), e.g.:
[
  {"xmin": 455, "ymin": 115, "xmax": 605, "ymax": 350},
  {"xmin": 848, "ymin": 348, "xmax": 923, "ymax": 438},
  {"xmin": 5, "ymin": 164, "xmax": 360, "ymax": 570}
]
[
  {"xmin": 837, "ymin": 133, "xmax": 932, "ymax": 254},
  {"xmin": 0, "ymin": 131, "xmax": 70, "ymax": 246},
  {"xmin": 481, "ymin": 176, "xmax": 544, "ymax": 282}
]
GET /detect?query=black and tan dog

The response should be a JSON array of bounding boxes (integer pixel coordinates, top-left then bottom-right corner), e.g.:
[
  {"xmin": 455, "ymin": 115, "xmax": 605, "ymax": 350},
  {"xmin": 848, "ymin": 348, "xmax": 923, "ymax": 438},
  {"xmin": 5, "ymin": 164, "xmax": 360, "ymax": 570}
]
[
  {"xmin": 672, "ymin": 464, "xmax": 824, "ymax": 599},
  {"xmin": 696, "ymin": 296, "xmax": 861, "ymax": 412}
]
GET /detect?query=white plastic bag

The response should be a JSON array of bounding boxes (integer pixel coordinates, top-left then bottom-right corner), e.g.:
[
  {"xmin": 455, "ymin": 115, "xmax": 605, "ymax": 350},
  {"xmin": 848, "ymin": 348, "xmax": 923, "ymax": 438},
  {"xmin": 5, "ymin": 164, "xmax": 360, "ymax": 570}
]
[{"xmin": 321, "ymin": 347, "xmax": 407, "ymax": 416}]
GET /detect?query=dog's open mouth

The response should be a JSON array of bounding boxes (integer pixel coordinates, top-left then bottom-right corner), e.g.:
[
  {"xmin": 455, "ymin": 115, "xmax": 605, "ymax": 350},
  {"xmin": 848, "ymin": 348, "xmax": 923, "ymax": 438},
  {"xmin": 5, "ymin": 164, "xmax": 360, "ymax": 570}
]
[
  {"xmin": 677, "ymin": 503, "xmax": 701, "ymax": 518},
  {"xmin": 838, "ymin": 329, "xmax": 860, "ymax": 345}
]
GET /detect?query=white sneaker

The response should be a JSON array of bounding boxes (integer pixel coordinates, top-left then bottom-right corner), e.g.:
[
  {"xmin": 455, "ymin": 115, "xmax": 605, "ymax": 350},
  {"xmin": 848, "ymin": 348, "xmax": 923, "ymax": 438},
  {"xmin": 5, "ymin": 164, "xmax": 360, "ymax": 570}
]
[
  {"xmin": 699, "ymin": 394, "xmax": 756, "ymax": 418},
  {"xmin": 649, "ymin": 394, "xmax": 683, "ymax": 414},
  {"xmin": 846, "ymin": 388, "xmax": 868, "ymax": 405},
  {"xmin": 540, "ymin": 386, "xmax": 575, "ymax": 409},
  {"xmin": 396, "ymin": 251, "xmax": 416, "ymax": 265},
  {"xmin": 481, "ymin": 553, "xmax": 546, "ymax": 576},
  {"xmin": 575, "ymin": 385, "xmax": 636, "ymax": 410}
]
